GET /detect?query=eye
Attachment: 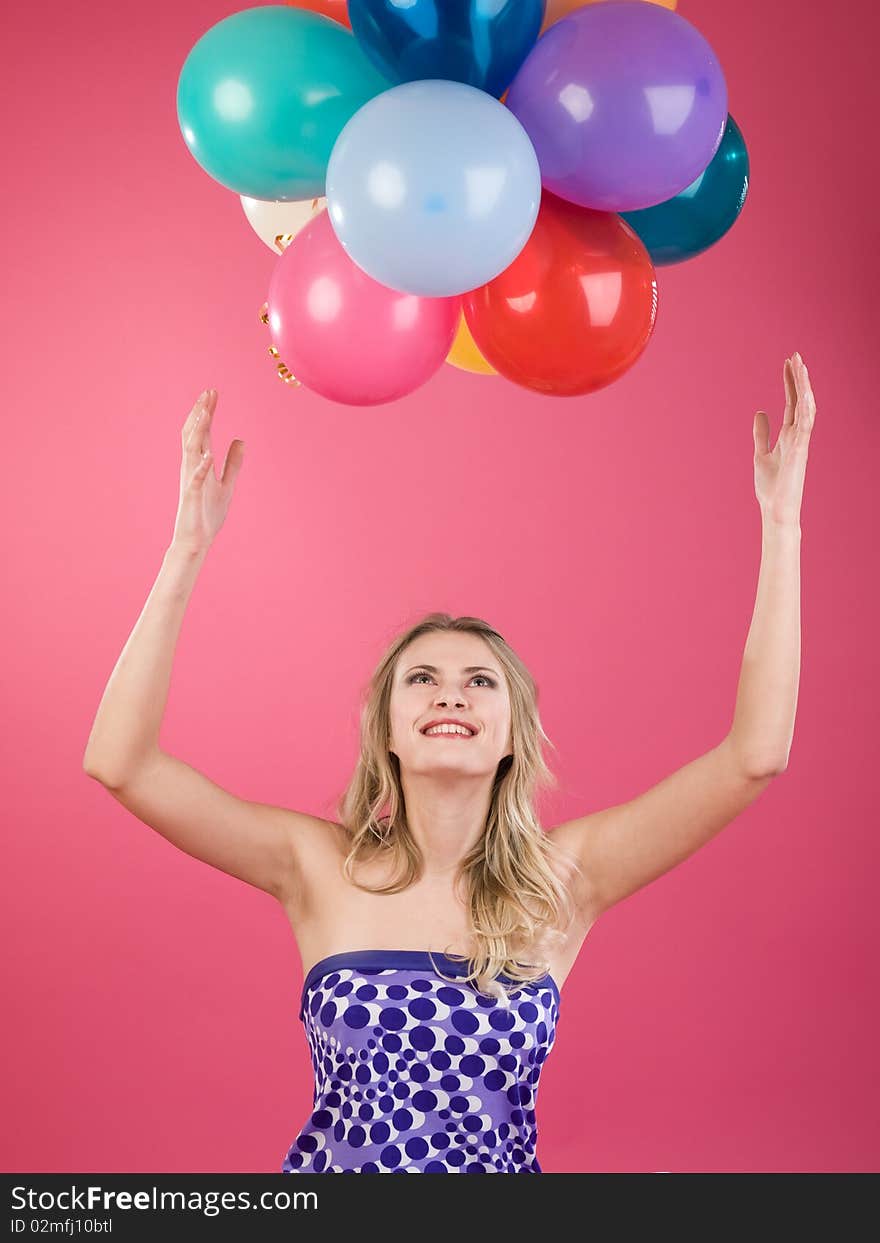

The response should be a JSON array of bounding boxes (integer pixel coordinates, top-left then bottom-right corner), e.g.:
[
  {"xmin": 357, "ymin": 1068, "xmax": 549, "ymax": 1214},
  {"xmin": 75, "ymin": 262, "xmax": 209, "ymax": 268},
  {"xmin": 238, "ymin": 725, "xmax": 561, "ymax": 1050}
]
[{"xmin": 407, "ymin": 671, "xmax": 496, "ymax": 688}]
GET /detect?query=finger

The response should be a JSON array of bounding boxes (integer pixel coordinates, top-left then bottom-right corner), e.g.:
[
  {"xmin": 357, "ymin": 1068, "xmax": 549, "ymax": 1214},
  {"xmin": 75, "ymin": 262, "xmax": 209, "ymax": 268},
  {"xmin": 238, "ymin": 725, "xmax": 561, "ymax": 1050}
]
[
  {"xmin": 753, "ymin": 410, "xmax": 771, "ymax": 456},
  {"xmin": 792, "ymin": 354, "xmax": 817, "ymax": 431},
  {"xmin": 221, "ymin": 439, "xmax": 246, "ymax": 487},
  {"xmin": 185, "ymin": 389, "xmax": 217, "ymax": 454},
  {"xmin": 182, "ymin": 389, "xmax": 212, "ymax": 442},
  {"xmin": 798, "ymin": 357, "xmax": 815, "ymax": 412},
  {"xmin": 782, "ymin": 358, "xmax": 796, "ymax": 427},
  {"xmin": 795, "ymin": 360, "xmax": 816, "ymax": 437}
]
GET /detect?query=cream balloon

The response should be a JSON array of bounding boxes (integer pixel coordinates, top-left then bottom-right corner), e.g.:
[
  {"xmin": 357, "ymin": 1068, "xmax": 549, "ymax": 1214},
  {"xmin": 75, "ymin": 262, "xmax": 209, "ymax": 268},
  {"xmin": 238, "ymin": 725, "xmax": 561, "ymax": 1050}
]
[{"xmin": 240, "ymin": 195, "xmax": 327, "ymax": 254}]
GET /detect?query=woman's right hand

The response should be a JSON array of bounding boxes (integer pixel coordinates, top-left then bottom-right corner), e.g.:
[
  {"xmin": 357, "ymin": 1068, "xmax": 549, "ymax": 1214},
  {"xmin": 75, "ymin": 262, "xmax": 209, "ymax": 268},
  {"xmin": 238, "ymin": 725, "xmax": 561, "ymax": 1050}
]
[{"xmin": 171, "ymin": 389, "xmax": 245, "ymax": 556}]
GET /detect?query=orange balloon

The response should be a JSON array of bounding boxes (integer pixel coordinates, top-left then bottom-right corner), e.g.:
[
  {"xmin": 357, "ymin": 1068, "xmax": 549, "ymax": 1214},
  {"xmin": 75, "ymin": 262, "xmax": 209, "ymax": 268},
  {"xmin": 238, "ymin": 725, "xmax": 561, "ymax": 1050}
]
[
  {"xmin": 541, "ymin": 0, "xmax": 676, "ymax": 35},
  {"xmin": 446, "ymin": 312, "xmax": 497, "ymax": 376},
  {"xmin": 285, "ymin": 0, "xmax": 352, "ymax": 30}
]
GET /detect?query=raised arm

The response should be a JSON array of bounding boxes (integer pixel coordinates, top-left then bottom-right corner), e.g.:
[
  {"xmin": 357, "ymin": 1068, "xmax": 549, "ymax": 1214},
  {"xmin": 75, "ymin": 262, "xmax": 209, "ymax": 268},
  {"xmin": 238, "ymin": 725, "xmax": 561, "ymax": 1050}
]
[
  {"xmin": 551, "ymin": 352, "xmax": 816, "ymax": 920},
  {"xmin": 83, "ymin": 387, "xmax": 241, "ymax": 782},
  {"xmin": 82, "ymin": 389, "xmax": 333, "ymax": 903}
]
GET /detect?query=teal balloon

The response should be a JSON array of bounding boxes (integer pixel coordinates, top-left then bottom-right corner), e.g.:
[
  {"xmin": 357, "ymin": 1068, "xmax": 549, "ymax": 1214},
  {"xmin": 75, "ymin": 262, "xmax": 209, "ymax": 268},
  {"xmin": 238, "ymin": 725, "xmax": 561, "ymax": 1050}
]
[
  {"xmin": 176, "ymin": 5, "xmax": 392, "ymax": 201},
  {"xmin": 620, "ymin": 115, "xmax": 750, "ymax": 266}
]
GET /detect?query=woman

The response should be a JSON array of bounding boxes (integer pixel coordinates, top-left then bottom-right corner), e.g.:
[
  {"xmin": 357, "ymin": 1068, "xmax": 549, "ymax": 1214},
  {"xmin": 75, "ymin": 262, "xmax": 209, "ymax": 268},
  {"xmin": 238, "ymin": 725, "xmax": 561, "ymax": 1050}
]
[{"xmin": 83, "ymin": 353, "xmax": 816, "ymax": 1173}]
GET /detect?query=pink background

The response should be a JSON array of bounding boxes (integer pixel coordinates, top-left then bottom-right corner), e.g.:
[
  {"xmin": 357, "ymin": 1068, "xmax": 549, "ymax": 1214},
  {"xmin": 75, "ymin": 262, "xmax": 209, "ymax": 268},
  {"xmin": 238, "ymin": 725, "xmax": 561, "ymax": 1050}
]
[{"xmin": 3, "ymin": 0, "xmax": 878, "ymax": 1173}]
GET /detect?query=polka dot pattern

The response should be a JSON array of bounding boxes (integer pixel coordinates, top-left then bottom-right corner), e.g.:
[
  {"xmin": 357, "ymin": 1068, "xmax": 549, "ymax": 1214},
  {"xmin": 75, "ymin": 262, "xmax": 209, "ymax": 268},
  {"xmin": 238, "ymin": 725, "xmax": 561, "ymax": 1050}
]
[{"xmin": 281, "ymin": 951, "xmax": 560, "ymax": 1174}]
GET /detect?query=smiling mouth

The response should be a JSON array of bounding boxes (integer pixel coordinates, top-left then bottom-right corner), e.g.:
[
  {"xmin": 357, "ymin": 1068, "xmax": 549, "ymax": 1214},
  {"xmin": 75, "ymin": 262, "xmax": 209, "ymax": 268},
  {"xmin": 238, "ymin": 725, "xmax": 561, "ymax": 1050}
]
[{"xmin": 420, "ymin": 726, "xmax": 477, "ymax": 739}]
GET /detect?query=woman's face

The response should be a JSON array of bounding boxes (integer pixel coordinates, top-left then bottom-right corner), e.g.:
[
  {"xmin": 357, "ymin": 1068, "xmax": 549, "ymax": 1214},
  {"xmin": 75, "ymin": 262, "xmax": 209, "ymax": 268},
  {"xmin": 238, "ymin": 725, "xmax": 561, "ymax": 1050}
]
[{"xmin": 388, "ymin": 632, "xmax": 513, "ymax": 776}]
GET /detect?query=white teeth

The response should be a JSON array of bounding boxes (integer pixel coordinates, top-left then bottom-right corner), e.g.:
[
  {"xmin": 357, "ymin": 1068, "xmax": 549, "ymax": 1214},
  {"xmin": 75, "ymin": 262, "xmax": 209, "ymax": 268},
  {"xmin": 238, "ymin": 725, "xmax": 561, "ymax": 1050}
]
[{"xmin": 424, "ymin": 724, "xmax": 474, "ymax": 737}]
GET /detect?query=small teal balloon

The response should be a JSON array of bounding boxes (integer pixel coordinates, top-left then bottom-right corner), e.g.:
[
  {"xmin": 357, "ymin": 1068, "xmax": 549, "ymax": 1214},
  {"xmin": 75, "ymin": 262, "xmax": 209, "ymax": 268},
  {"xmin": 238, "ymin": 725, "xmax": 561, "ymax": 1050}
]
[
  {"xmin": 347, "ymin": 0, "xmax": 545, "ymax": 97},
  {"xmin": 326, "ymin": 80, "xmax": 541, "ymax": 297},
  {"xmin": 176, "ymin": 5, "xmax": 391, "ymax": 202},
  {"xmin": 620, "ymin": 115, "xmax": 750, "ymax": 265}
]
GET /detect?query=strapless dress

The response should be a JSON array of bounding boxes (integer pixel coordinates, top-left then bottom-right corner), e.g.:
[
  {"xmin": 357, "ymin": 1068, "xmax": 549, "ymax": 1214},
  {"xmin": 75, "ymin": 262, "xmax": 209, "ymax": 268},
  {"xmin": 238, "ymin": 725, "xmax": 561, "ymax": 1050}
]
[{"xmin": 281, "ymin": 949, "xmax": 560, "ymax": 1173}]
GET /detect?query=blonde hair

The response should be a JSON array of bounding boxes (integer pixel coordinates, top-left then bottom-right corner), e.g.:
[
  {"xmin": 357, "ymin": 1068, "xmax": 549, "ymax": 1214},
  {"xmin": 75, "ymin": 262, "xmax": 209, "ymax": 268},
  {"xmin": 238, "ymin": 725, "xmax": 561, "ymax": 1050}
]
[{"xmin": 332, "ymin": 613, "xmax": 584, "ymax": 1004}]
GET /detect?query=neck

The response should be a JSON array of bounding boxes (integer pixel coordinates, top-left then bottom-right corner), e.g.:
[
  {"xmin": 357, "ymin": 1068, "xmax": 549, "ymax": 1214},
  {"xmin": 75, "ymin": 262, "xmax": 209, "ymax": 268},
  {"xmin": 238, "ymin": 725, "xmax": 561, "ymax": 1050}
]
[{"xmin": 399, "ymin": 770, "xmax": 494, "ymax": 874}]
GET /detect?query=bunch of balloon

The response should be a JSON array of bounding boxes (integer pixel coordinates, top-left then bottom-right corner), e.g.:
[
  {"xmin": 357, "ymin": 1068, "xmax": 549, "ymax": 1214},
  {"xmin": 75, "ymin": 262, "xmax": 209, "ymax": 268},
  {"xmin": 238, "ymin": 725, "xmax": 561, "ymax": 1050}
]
[{"xmin": 176, "ymin": 0, "xmax": 749, "ymax": 405}]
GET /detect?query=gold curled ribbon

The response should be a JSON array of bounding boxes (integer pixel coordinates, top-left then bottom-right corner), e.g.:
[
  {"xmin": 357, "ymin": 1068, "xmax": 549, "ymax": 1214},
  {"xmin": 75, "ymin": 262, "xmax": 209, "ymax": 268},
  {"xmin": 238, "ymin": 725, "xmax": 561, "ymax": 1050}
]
[
  {"xmin": 258, "ymin": 301, "xmax": 301, "ymax": 387},
  {"xmin": 268, "ymin": 345, "xmax": 302, "ymax": 386}
]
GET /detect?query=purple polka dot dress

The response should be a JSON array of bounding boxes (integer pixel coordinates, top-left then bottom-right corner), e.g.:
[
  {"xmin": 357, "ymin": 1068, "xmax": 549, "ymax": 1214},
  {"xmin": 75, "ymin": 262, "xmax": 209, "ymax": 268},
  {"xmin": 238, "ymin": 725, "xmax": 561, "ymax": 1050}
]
[{"xmin": 281, "ymin": 950, "xmax": 560, "ymax": 1173}]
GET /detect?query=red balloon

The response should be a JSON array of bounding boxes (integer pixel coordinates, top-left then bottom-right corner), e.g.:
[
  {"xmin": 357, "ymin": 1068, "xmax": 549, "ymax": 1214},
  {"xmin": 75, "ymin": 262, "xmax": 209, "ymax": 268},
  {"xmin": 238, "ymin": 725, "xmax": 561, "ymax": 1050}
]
[
  {"xmin": 462, "ymin": 192, "xmax": 658, "ymax": 396},
  {"xmin": 284, "ymin": 1, "xmax": 351, "ymax": 30}
]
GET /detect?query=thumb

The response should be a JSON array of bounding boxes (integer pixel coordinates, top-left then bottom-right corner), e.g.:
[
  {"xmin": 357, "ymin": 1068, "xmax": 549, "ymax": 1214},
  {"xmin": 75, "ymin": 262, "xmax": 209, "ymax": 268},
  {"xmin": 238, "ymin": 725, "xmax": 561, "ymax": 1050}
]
[
  {"xmin": 221, "ymin": 439, "xmax": 245, "ymax": 487},
  {"xmin": 753, "ymin": 411, "xmax": 770, "ymax": 456}
]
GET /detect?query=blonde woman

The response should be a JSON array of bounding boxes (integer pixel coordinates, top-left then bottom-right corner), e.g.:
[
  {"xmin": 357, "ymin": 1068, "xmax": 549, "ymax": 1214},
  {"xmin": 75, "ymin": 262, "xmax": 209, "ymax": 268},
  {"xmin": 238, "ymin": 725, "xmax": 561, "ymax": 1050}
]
[{"xmin": 83, "ymin": 354, "xmax": 815, "ymax": 1173}]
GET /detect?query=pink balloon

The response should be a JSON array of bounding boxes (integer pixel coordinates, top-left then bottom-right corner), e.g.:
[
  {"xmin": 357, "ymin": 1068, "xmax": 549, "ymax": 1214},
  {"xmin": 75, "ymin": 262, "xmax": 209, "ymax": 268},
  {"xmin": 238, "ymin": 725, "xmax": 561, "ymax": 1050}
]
[{"xmin": 266, "ymin": 211, "xmax": 461, "ymax": 405}]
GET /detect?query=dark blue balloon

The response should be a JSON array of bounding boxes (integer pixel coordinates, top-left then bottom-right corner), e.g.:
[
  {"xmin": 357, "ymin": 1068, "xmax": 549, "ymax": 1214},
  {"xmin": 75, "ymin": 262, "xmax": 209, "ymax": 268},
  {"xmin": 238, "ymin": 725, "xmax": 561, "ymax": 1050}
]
[
  {"xmin": 620, "ymin": 115, "xmax": 750, "ymax": 266},
  {"xmin": 347, "ymin": 0, "xmax": 545, "ymax": 97}
]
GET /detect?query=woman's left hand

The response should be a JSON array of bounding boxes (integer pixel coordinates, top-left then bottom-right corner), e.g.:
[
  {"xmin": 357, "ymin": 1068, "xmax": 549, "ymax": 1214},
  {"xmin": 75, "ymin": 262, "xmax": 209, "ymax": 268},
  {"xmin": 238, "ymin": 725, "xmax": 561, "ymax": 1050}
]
[{"xmin": 753, "ymin": 352, "xmax": 816, "ymax": 528}]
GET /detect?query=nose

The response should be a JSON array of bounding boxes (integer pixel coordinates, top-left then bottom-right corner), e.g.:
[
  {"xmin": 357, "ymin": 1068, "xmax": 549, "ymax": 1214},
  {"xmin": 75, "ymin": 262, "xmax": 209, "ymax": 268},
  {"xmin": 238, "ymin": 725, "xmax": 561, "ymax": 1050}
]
[{"xmin": 435, "ymin": 688, "xmax": 466, "ymax": 708}]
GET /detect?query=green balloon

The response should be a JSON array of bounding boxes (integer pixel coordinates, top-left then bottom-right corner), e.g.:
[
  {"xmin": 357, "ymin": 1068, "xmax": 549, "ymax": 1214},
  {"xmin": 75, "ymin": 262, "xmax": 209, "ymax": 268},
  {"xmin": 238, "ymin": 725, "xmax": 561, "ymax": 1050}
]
[{"xmin": 177, "ymin": 5, "xmax": 392, "ymax": 201}]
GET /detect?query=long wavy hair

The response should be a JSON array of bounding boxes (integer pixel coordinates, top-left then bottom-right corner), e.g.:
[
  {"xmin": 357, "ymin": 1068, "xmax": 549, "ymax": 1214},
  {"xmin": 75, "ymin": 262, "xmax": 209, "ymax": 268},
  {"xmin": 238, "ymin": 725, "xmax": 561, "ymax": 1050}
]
[{"xmin": 332, "ymin": 613, "xmax": 584, "ymax": 1004}]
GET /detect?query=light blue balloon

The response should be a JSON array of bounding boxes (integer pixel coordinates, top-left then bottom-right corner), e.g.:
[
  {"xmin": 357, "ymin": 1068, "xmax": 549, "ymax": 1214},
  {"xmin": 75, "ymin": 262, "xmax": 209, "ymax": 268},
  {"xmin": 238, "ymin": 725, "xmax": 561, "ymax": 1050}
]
[{"xmin": 325, "ymin": 80, "xmax": 541, "ymax": 296}]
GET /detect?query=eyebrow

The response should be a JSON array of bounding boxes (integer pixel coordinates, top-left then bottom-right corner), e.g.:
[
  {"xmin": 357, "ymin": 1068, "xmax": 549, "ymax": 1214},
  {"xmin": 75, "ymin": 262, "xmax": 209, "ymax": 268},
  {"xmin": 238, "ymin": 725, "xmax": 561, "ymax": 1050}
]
[{"xmin": 404, "ymin": 665, "xmax": 501, "ymax": 677}]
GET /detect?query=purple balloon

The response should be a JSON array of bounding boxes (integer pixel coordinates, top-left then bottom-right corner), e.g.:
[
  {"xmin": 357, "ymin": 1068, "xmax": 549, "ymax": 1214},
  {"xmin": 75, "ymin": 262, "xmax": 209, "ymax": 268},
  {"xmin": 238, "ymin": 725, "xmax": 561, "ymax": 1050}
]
[{"xmin": 506, "ymin": 0, "xmax": 728, "ymax": 212}]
